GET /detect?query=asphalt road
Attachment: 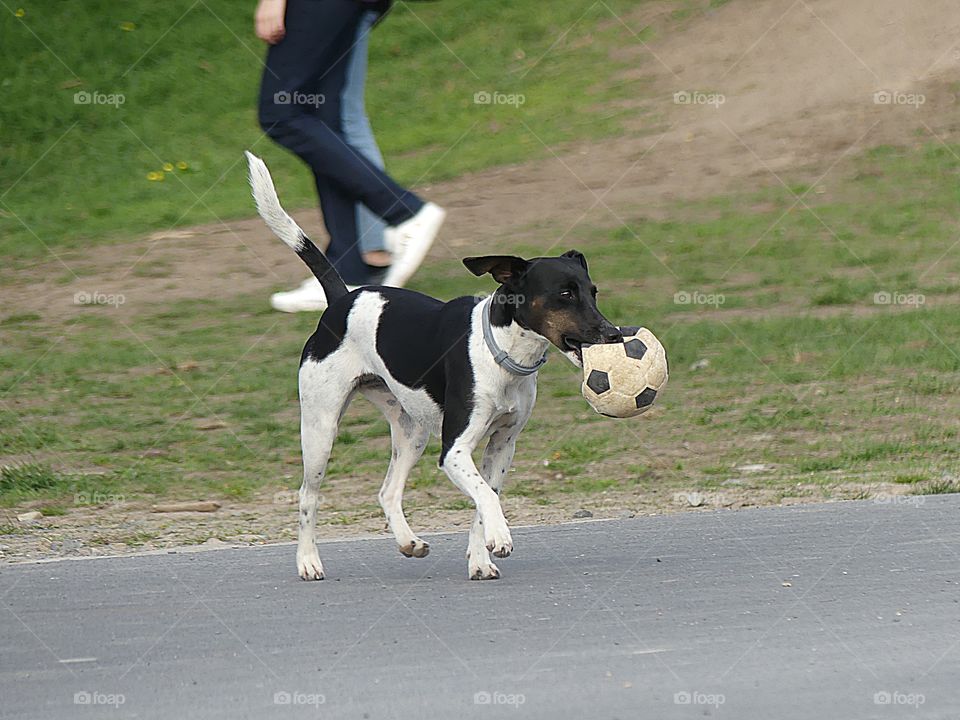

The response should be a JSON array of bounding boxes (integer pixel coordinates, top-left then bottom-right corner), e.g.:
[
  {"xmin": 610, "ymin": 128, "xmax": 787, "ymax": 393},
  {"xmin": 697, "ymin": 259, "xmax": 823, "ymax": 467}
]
[{"xmin": 2, "ymin": 496, "xmax": 959, "ymax": 719}]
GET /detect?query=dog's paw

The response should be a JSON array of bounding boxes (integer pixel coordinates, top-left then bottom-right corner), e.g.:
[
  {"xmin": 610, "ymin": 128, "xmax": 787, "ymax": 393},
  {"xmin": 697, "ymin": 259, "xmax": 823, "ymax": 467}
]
[
  {"xmin": 484, "ymin": 523, "xmax": 513, "ymax": 558},
  {"xmin": 296, "ymin": 547, "xmax": 325, "ymax": 581},
  {"xmin": 469, "ymin": 560, "xmax": 501, "ymax": 581},
  {"xmin": 398, "ymin": 538, "xmax": 430, "ymax": 558}
]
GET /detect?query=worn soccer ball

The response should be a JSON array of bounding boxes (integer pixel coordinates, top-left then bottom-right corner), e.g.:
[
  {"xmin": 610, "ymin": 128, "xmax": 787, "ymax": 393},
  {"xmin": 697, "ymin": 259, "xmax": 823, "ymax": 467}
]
[{"xmin": 581, "ymin": 327, "xmax": 668, "ymax": 418}]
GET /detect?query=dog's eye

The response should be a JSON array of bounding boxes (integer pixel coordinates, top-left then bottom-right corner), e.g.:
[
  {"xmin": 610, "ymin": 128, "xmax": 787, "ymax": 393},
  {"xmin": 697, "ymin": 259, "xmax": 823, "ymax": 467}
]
[{"xmin": 559, "ymin": 289, "xmax": 575, "ymax": 299}]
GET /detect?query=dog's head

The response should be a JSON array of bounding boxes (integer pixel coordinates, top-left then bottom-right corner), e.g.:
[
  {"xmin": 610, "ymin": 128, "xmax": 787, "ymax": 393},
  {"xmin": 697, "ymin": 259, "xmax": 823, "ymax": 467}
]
[{"xmin": 463, "ymin": 250, "xmax": 622, "ymax": 367}]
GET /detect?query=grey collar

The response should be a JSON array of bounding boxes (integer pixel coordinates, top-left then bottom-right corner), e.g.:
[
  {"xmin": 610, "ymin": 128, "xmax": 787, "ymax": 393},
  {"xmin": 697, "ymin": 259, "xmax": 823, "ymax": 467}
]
[{"xmin": 481, "ymin": 298, "xmax": 547, "ymax": 376}]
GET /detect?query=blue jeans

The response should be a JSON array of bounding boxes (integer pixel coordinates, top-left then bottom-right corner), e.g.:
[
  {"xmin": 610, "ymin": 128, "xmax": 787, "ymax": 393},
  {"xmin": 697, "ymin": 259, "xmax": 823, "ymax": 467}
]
[
  {"xmin": 342, "ymin": 11, "xmax": 387, "ymax": 255},
  {"xmin": 259, "ymin": 0, "xmax": 422, "ymax": 285}
]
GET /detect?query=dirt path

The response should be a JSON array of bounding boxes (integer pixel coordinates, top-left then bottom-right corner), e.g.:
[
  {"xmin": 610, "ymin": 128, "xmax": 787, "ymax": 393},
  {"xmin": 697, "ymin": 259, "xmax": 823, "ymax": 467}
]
[{"xmin": 2, "ymin": 478, "xmax": 915, "ymax": 562}]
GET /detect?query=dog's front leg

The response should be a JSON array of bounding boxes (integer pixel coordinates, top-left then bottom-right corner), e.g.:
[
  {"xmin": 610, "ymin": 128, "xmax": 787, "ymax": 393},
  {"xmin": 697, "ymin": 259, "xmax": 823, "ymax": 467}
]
[
  {"xmin": 441, "ymin": 418, "xmax": 513, "ymax": 559},
  {"xmin": 444, "ymin": 448, "xmax": 512, "ymax": 557},
  {"xmin": 467, "ymin": 423, "xmax": 522, "ymax": 579}
]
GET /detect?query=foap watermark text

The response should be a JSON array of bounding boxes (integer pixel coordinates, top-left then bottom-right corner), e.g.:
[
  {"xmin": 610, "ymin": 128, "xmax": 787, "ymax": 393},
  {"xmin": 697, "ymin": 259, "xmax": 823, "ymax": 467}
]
[
  {"xmin": 273, "ymin": 91, "xmax": 325, "ymax": 108},
  {"xmin": 74, "ymin": 90, "xmax": 125, "ymax": 108},
  {"xmin": 475, "ymin": 291, "xmax": 525, "ymax": 306},
  {"xmin": 874, "ymin": 493, "xmax": 925, "ymax": 507},
  {"xmin": 474, "ymin": 90, "xmax": 525, "ymax": 107},
  {"xmin": 674, "ymin": 290, "xmax": 725, "ymax": 307},
  {"xmin": 273, "ymin": 690, "xmax": 325, "ymax": 707},
  {"xmin": 874, "ymin": 690, "xmax": 925, "ymax": 707},
  {"xmin": 873, "ymin": 291, "xmax": 924, "ymax": 307},
  {"xmin": 674, "ymin": 690, "xmax": 725, "ymax": 708},
  {"xmin": 673, "ymin": 491, "xmax": 730, "ymax": 507},
  {"xmin": 474, "ymin": 690, "xmax": 525, "ymax": 707},
  {"xmin": 873, "ymin": 90, "xmax": 925, "ymax": 108},
  {"xmin": 74, "ymin": 691, "xmax": 125, "ymax": 707},
  {"xmin": 74, "ymin": 291, "xmax": 125, "ymax": 308},
  {"xmin": 674, "ymin": 90, "xmax": 725, "ymax": 108},
  {"xmin": 75, "ymin": 491, "xmax": 125, "ymax": 507}
]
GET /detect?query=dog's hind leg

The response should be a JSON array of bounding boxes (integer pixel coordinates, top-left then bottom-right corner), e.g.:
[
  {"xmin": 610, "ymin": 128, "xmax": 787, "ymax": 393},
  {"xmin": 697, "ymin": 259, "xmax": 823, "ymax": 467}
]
[
  {"xmin": 467, "ymin": 421, "xmax": 522, "ymax": 580},
  {"xmin": 383, "ymin": 423, "xmax": 430, "ymax": 558},
  {"xmin": 296, "ymin": 360, "xmax": 358, "ymax": 581},
  {"xmin": 362, "ymin": 382, "xmax": 431, "ymax": 558}
]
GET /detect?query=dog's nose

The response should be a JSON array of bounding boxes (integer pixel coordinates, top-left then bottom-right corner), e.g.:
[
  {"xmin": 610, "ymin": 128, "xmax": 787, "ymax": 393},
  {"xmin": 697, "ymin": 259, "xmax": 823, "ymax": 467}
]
[{"xmin": 601, "ymin": 326, "xmax": 623, "ymax": 343}]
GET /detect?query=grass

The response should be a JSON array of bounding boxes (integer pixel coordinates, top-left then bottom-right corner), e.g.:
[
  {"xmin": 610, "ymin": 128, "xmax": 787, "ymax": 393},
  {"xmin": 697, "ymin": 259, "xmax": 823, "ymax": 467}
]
[
  {"xmin": 917, "ymin": 479, "xmax": 960, "ymax": 496},
  {"xmin": 0, "ymin": 461, "xmax": 130, "ymax": 508},
  {"xmin": 0, "ymin": 0, "xmax": 682, "ymax": 262},
  {"xmin": 0, "ymin": 463, "xmax": 62, "ymax": 494},
  {"xmin": 3, "ymin": 0, "xmax": 960, "ymax": 530},
  {"xmin": 3, "ymin": 138, "xmax": 960, "ymax": 513}
]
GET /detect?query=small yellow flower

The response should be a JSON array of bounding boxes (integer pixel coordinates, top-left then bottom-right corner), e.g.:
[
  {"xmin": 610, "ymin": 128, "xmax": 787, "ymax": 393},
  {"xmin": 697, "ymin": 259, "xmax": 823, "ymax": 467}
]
[
  {"xmin": 176, "ymin": 161, "xmax": 188, "ymax": 171},
  {"xmin": 120, "ymin": 21, "xmax": 135, "ymax": 31},
  {"xmin": 15, "ymin": 8, "xmax": 25, "ymax": 17},
  {"xmin": 162, "ymin": 162, "xmax": 173, "ymax": 172}
]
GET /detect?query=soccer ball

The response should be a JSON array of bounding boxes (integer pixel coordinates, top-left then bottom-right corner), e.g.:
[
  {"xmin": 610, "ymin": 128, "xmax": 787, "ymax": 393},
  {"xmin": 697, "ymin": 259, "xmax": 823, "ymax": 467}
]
[{"xmin": 580, "ymin": 327, "xmax": 668, "ymax": 418}]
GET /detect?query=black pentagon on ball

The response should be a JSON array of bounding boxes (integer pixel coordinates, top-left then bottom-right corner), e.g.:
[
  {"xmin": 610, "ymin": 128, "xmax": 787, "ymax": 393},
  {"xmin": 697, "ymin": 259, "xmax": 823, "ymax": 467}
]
[
  {"xmin": 635, "ymin": 387, "xmax": 657, "ymax": 408},
  {"xmin": 623, "ymin": 338, "xmax": 647, "ymax": 360},
  {"xmin": 619, "ymin": 326, "xmax": 640, "ymax": 337},
  {"xmin": 586, "ymin": 369, "xmax": 611, "ymax": 394}
]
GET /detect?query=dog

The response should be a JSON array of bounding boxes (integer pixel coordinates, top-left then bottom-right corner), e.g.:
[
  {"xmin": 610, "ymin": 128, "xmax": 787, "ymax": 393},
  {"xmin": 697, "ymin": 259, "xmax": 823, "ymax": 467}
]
[{"xmin": 245, "ymin": 152, "xmax": 622, "ymax": 580}]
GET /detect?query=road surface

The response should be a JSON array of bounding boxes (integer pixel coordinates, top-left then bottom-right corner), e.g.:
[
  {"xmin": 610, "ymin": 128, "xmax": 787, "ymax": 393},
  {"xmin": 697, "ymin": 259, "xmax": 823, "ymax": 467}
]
[{"xmin": 2, "ymin": 496, "xmax": 958, "ymax": 719}]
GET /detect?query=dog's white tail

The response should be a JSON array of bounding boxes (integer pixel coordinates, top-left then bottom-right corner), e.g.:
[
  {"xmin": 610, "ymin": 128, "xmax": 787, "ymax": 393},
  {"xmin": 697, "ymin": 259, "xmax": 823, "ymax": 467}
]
[
  {"xmin": 245, "ymin": 150, "xmax": 307, "ymax": 251},
  {"xmin": 244, "ymin": 151, "xmax": 348, "ymax": 303}
]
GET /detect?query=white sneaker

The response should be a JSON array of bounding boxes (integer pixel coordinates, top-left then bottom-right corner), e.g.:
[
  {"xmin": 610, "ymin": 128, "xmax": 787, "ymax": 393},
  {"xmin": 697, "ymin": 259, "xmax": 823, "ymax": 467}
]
[
  {"xmin": 270, "ymin": 278, "xmax": 328, "ymax": 313},
  {"xmin": 382, "ymin": 202, "xmax": 446, "ymax": 287},
  {"xmin": 270, "ymin": 278, "xmax": 359, "ymax": 313}
]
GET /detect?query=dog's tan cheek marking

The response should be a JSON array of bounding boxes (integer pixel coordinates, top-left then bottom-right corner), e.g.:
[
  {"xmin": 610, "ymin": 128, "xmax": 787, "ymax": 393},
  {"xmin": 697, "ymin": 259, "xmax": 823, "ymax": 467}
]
[
  {"xmin": 529, "ymin": 301, "xmax": 565, "ymax": 344},
  {"xmin": 540, "ymin": 307, "xmax": 579, "ymax": 344}
]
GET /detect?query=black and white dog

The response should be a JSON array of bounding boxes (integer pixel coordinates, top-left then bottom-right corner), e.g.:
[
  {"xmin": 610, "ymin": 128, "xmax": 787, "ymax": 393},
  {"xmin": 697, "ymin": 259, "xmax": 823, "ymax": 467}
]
[{"xmin": 246, "ymin": 152, "xmax": 622, "ymax": 580}]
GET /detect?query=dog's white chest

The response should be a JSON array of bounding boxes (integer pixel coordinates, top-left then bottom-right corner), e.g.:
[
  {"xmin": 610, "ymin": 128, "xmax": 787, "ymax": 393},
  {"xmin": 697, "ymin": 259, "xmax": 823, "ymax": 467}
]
[
  {"xmin": 494, "ymin": 381, "xmax": 527, "ymax": 415},
  {"xmin": 477, "ymin": 373, "xmax": 536, "ymax": 422}
]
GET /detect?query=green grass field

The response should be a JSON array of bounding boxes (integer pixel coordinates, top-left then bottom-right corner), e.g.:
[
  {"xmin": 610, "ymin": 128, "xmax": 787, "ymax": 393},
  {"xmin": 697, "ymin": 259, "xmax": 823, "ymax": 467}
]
[
  {"xmin": 3, "ymin": 141, "xmax": 960, "ymax": 514},
  {"xmin": 2, "ymin": 1, "xmax": 960, "ymax": 536},
  {"xmin": 1, "ymin": 0, "xmax": 660, "ymax": 261}
]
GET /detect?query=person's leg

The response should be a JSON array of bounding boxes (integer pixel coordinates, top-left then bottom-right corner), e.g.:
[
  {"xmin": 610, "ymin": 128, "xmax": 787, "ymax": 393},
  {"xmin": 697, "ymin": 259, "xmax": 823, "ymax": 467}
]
[
  {"xmin": 342, "ymin": 10, "xmax": 389, "ymax": 261},
  {"xmin": 259, "ymin": 0, "xmax": 443, "ymax": 304},
  {"xmin": 302, "ymin": 9, "xmax": 385, "ymax": 285},
  {"xmin": 337, "ymin": 8, "xmax": 446, "ymax": 290},
  {"xmin": 260, "ymin": 0, "xmax": 405, "ymax": 286},
  {"xmin": 258, "ymin": 0, "xmax": 423, "ymax": 228}
]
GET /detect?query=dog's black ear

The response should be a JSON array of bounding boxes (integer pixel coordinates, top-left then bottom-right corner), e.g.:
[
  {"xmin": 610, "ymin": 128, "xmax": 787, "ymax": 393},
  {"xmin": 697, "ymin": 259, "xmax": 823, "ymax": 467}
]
[
  {"xmin": 562, "ymin": 249, "xmax": 588, "ymax": 271},
  {"xmin": 463, "ymin": 255, "xmax": 529, "ymax": 284}
]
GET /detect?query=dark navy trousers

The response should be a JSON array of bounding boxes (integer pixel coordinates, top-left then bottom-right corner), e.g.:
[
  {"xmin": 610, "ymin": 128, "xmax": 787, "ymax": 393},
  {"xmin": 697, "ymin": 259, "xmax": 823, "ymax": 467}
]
[{"xmin": 258, "ymin": 0, "xmax": 423, "ymax": 285}]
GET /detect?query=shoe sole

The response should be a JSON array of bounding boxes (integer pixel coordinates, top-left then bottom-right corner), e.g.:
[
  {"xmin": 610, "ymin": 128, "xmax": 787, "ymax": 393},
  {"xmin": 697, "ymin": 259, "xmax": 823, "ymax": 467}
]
[
  {"xmin": 270, "ymin": 294, "xmax": 328, "ymax": 314},
  {"xmin": 383, "ymin": 208, "xmax": 446, "ymax": 287}
]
